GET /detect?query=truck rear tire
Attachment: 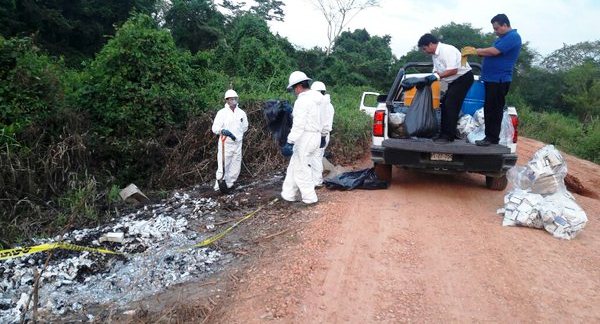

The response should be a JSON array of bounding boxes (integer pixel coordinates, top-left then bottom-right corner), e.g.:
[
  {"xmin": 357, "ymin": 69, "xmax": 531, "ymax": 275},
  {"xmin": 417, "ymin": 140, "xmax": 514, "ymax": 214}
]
[
  {"xmin": 486, "ymin": 175, "xmax": 508, "ymax": 191},
  {"xmin": 374, "ymin": 163, "xmax": 392, "ymax": 183}
]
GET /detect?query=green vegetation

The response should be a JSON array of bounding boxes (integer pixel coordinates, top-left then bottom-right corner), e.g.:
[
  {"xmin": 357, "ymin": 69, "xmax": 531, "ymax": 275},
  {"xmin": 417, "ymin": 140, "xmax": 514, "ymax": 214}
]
[
  {"xmin": 1, "ymin": 1, "xmax": 598, "ymax": 244},
  {"xmin": 517, "ymin": 105, "xmax": 599, "ymax": 163},
  {"xmin": 78, "ymin": 14, "xmax": 199, "ymax": 138},
  {"xmin": 328, "ymin": 86, "xmax": 373, "ymax": 163},
  {"xmin": 0, "ymin": 36, "xmax": 65, "ymax": 138}
]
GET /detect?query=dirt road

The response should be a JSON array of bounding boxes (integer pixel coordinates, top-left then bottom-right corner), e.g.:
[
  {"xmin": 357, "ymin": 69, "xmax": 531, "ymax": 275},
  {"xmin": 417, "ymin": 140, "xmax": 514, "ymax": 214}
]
[{"xmin": 212, "ymin": 137, "xmax": 600, "ymax": 323}]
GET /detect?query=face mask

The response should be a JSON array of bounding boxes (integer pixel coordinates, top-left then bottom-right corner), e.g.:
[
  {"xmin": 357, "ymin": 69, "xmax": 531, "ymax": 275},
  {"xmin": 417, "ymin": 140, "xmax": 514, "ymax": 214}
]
[{"xmin": 228, "ymin": 99, "xmax": 237, "ymax": 107}]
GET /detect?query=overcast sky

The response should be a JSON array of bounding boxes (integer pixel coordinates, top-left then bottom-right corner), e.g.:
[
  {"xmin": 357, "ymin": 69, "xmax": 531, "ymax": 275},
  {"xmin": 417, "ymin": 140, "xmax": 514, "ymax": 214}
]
[{"xmin": 267, "ymin": 0, "xmax": 600, "ymax": 58}]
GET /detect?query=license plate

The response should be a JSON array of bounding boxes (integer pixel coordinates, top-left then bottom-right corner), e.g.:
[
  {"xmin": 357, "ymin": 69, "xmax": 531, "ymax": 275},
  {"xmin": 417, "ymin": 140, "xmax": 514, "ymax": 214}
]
[{"xmin": 430, "ymin": 153, "xmax": 453, "ymax": 161}]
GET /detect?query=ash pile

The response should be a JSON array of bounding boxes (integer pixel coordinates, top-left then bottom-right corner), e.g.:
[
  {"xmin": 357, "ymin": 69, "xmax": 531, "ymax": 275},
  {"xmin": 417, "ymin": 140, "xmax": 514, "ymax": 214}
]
[
  {"xmin": 497, "ymin": 145, "xmax": 588, "ymax": 239},
  {"xmin": 0, "ymin": 189, "xmax": 234, "ymax": 323}
]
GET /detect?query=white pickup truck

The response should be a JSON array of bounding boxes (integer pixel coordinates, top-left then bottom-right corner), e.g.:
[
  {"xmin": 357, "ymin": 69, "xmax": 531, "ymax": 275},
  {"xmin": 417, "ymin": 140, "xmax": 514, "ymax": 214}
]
[{"xmin": 360, "ymin": 62, "xmax": 519, "ymax": 190}]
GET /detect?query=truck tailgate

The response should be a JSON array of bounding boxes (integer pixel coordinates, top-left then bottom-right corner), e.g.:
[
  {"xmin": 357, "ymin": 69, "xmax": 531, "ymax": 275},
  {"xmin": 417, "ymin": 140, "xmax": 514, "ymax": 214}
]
[
  {"xmin": 382, "ymin": 138, "xmax": 511, "ymax": 155},
  {"xmin": 375, "ymin": 138, "xmax": 517, "ymax": 174}
]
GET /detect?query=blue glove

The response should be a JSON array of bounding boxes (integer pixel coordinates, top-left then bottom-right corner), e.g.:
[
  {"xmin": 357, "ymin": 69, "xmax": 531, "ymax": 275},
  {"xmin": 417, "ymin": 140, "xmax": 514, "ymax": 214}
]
[
  {"xmin": 281, "ymin": 143, "xmax": 294, "ymax": 157},
  {"xmin": 221, "ymin": 129, "xmax": 236, "ymax": 141},
  {"xmin": 320, "ymin": 136, "xmax": 327, "ymax": 148},
  {"xmin": 424, "ymin": 74, "xmax": 439, "ymax": 85}
]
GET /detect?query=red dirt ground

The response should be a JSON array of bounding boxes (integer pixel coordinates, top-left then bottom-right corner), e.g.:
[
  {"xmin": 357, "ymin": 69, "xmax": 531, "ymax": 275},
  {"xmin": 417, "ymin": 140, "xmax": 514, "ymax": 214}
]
[{"xmin": 210, "ymin": 137, "xmax": 600, "ymax": 323}]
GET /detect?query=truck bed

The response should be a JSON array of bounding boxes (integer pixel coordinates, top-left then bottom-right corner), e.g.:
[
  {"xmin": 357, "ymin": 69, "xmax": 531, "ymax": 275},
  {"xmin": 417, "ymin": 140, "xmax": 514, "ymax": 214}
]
[{"xmin": 382, "ymin": 138, "xmax": 511, "ymax": 155}]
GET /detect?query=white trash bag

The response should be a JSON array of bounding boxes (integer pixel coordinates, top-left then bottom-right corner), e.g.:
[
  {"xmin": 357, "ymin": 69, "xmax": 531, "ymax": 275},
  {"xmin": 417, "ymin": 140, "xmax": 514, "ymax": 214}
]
[
  {"xmin": 473, "ymin": 107, "xmax": 485, "ymax": 126},
  {"xmin": 499, "ymin": 145, "xmax": 588, "ymax": 239},
  {"xmin": 500, "ymin": 189, "xmax": 544, "ymax": 228},
  {"xmin": 466, "ymin": 110, "xmax": 514, "ymax": 145},
  {"xmin": 498, "ymin": 111, "xmax": 515, "ymax": 146},
  {"xmin": 456, "ymin": 114, "xmax": 478, "ymax": 139},
  {"xmin": 539, "ymin": 192, "xmax": 588, "ymax": 240},
  {"xmin": 467, "ymin": 125, "xmax": 485, "ymax": 143}
]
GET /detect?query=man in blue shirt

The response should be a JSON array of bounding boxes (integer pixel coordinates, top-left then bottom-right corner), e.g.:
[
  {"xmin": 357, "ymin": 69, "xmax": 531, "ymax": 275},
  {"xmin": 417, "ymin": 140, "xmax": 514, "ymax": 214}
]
[{"xmin": 474, "ymin": 14, "xmax": 522, "ymax": 146}]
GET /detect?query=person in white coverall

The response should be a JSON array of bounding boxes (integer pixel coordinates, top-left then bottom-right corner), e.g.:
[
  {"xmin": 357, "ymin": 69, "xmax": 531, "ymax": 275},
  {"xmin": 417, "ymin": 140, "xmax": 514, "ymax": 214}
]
[
  {"xmin": 211, "ymin": 89, "xmax": 248, "ymax": 191},
  {"xmin": 310, "ymin": 81, "xmax": 335, "ymax": 187},
  {"xmin": 281, "ymin": 71, "xmax": 323, "ymax": 204}
]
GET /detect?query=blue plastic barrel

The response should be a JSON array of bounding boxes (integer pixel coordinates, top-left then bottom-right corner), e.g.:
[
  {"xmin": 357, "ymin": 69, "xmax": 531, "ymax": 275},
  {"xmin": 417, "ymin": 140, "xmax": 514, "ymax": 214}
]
[{"xmin": 460, "ymin": 80, "xmax": 485, "ymax": 116}]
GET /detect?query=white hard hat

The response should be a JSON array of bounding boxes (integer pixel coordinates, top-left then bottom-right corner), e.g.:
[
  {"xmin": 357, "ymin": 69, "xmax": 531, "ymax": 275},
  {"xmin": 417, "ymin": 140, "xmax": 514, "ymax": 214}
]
[
  {"xmin": 311, "ymin": 81, "xmax": 326, "ymax": 91},
  {"xmin": 224, "ymin": 89, "xmax": 238, "ymax": 99},
  {"xmin": 286, "ymin": 71, "xmax": 311, "ymax": 90}
]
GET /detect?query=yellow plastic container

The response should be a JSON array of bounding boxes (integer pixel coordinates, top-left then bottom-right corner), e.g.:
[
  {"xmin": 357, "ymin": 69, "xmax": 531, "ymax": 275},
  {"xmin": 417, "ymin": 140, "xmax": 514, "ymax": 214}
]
[{"xmin": 403, "ymin": 81, "xmax": 440, "ymax": 109}]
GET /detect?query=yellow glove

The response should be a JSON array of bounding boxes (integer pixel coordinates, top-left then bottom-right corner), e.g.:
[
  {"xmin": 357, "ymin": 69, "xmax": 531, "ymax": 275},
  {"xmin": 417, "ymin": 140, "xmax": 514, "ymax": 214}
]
[
  {"xmin": 461, "ymin": 46, "xmax": 477, "ymax": 56},
  {"xmin": 460, "ymin": 46, "xmax": 477, "ymax": 66}
]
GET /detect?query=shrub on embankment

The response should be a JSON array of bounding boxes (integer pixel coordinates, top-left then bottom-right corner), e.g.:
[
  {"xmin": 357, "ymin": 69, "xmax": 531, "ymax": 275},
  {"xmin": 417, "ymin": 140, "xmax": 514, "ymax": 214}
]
[{"xmin": 0, "ymin": 14, "xmax": 372, "ymax": 245}]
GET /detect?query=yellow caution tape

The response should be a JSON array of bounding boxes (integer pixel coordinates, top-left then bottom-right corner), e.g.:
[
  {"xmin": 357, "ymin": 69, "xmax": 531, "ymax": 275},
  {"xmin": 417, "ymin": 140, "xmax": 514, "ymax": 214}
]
[
  {"xmin": 1, "ymin": 198, "xmax": 280, "ymax": 259},
  {"xmin": 0, "ymin": 242, "xmax": 122, "ymax": 260},
  {"xmin": 189, "ymin": 198, "xmax": 279, "ymax": 249}
]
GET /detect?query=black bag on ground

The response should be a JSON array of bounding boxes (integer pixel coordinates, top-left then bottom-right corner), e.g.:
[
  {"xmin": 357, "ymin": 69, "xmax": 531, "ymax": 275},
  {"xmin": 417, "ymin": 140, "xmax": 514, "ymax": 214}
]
[
  {"xmin": 263, "ymin": 100, "xmax": 293, "ymax": 147},
  {"xmin": 404, "ymin": 86, "xmax": 437, "ymax": 138},
  {"xmin": 324, "ymin": 168, "xmax": 388, "ymax": 190}
]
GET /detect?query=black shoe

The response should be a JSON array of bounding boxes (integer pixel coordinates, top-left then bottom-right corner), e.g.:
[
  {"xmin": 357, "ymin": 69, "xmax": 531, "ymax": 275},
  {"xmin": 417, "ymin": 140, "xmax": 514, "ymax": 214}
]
[
  {"xmin": 433, "ymin": 135, "xmax": 453, "ymax": 143},
  {"xmin": 475, "ymin": 138, "xmax": 497, "ymax": 146}
]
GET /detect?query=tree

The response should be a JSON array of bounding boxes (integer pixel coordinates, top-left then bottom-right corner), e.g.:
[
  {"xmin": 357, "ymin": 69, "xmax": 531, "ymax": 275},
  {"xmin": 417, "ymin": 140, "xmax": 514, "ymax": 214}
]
[
  {"xmin": 319, "ymin": 28, "xmax": 393, "ymax": 89},
  {"xmin": 164, "ymin": 0, "xmax": 225, "ymax": 53},
  {"xmin": 78, "ymin": 14, "xmax": 197, "ymax": 138},
  {"xmin": 311, "ymin": 0, "xmax": 379, "ymax": 54},
  {"xmin": 397, "ymin": 23, "xmax": 492, "ymax": 68},
  {"xmin": 513, "ymin": 67, "xmax": 566, "ymax": 114},
  {"xmin": 216, "ymin": 14, "xmax": 294, "ymax": 92},
  {"xmin": 542, "ymin": 41, "xmax": 600, "ymax": 72},
  {"xmin": 219, "ymin": 0, "xmax": 285, "ymax": 22},
  {"xmin": 0, "ymin": 36, "xmax": 64, "ymax": 139},
  {"xmin": 294, "ymin": 47, "xmax": 327, "ymax": 81},
  {"xmin": 0, "ymin": 0, "xmax": 157, "ymax": 64},
  {"xmin": 562, "ymin": 61, "xmax": 600, "ymax": 123},
  {"xmin": 250, "ymin": 0, "xmax": 285, "ymax": 21}
]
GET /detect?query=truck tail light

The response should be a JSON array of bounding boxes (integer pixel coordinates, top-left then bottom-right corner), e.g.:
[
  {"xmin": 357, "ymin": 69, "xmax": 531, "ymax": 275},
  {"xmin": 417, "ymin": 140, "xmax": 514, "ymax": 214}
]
[
  {"xmin": 373, "ymin": 110, "xmax": 385, "ymax": 137},
  {"xmin": 510, "ymin": 114, "xmax": 519, "ymax": 143}
]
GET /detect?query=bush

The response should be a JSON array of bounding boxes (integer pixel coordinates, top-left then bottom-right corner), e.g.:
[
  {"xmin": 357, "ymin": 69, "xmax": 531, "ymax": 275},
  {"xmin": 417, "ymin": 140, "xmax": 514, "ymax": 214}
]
[
  {"xmin": 215, "ymin": 14, "xmax": 293, "ymax": 94},
  {"xmin": 519, "ymin": 105, "xmax": 583, "ymax": 148},
  {"xmin": 0, "ymin": 36, "xmax": 65, "ymax": 139},
  {"xmin": 326, "ymin": 85, "xmax": 373, "ymax": 164},
  {"xmin": 518, "ymin": 105, "xmax": 599, "ymax": 163},
  {"xmin": 575, "ymin": 118, "xmax": 600, "ymax": 163},
  {"xmin": 77, "ymin": 14, "xmax": 200, "ymax": 138}
]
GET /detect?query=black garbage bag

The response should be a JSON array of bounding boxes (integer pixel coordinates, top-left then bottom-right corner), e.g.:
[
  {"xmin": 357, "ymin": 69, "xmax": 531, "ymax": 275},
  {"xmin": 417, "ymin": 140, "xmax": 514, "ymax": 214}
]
[
  {"xmin": 404, "ymin": 85, "xmax": 437, "ymax": 138},
  {"xmin": 263, "ymin": 99, "xmax": 293, "ymax": 147},
  {"xmin": 324, "ymin": 168, "xmax": 389, "ymax": 190},
  {"xmin": 401, "ymin": 76, "xmax": 430, "ymax": 90}
]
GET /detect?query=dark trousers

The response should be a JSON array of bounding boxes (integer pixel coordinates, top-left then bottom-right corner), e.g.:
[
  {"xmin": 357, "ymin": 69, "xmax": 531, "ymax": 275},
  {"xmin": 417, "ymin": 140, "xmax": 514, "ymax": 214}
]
[
  {"xmin": 440, "ymin": 71, "xmax": 474, "ymax": 138},
  {"xmin": 483, "ymin": 82, "xmax": 511, "ymax": 143}
]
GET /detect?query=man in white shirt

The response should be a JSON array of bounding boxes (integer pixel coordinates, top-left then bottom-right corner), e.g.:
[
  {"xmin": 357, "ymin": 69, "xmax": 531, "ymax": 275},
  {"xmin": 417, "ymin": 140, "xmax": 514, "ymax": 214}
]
[
  {"xmin": 418, "ymin": 33, "xmax": 474, "ymax": 143},
  {"xmin": 211, "ymin": 89, "xmax": 248, "ymax": 191}
]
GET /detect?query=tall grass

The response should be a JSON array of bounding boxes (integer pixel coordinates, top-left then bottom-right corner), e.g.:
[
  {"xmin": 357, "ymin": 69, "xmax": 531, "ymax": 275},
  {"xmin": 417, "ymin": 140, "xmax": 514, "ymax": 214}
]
[
  {"xmin": 326, "ymin": 85, "xmax": 374, "ymax": 164},
  {"xmin": 517, "ymin": 104, "xmax": 599, "ymax": 163}
]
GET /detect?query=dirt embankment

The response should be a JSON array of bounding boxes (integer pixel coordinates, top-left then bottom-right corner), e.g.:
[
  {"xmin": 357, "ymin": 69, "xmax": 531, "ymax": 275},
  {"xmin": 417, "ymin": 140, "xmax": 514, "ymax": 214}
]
[{"xmin": 207, "ymin": 137, "xmax": 600, "ymax": 323}]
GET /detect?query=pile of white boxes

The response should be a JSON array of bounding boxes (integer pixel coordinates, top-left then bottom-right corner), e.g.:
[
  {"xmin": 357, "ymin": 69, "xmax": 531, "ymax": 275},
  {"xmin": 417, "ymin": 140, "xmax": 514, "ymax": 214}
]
[{"xmin": 498, "ymin": 145, "xmax": 588, "ymax": 239}]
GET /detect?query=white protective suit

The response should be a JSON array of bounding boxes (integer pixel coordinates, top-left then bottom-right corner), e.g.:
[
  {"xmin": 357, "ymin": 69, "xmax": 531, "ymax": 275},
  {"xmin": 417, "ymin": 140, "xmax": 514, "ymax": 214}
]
[
  {"xmin": 311, "ymin": 93, "xmax": 335, "ymax": 186},
  {"xmin": 281, "ymin": 89, "xmax": 323, "ymax": 204},
  {"xmin": 211, "ymin": 104, "xmax": 248, "ymax": 190}
]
